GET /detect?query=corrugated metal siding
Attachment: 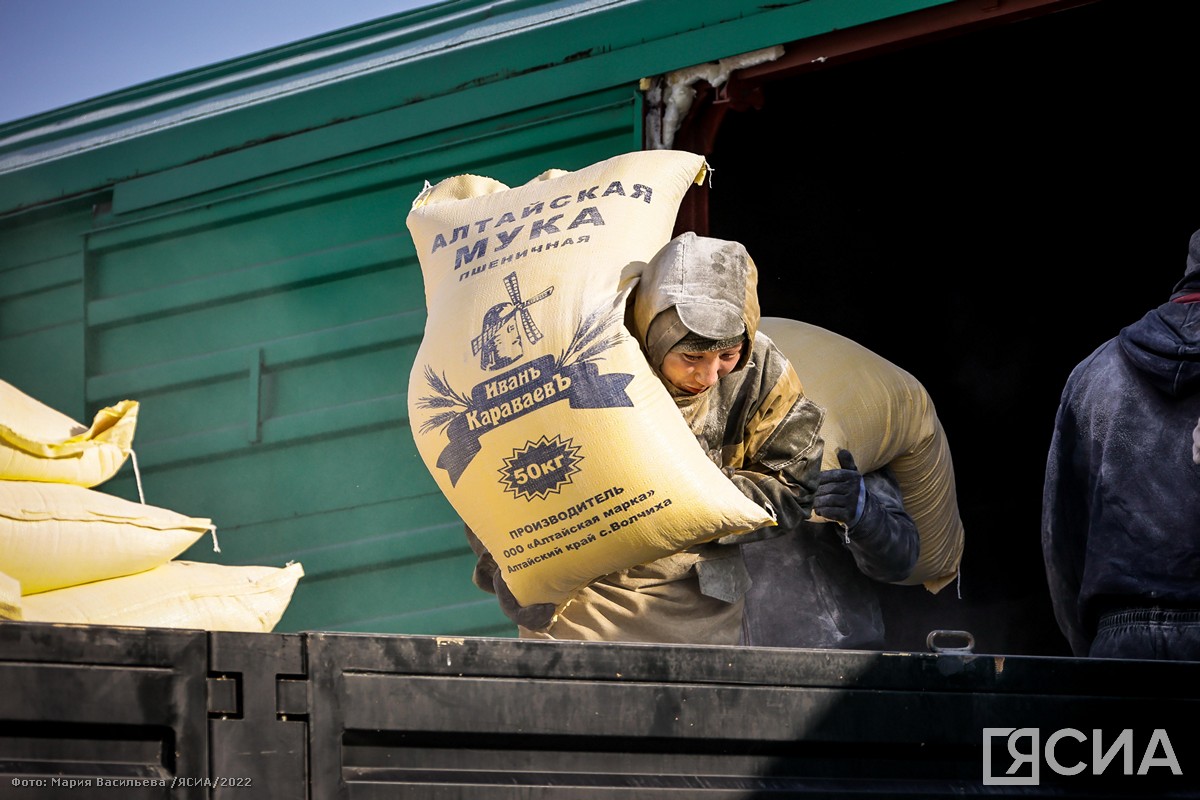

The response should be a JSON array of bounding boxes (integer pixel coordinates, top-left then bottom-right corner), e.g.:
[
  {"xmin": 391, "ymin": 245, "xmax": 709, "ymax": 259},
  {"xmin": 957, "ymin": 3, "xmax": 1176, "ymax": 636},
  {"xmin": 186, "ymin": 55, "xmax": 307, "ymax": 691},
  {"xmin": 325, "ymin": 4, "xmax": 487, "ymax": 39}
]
[
  {"xmin": 0, "ymin": 0, "xmax": 948, "ymax": 213},
  {"xmin": 84, "ymin": 88, "xmax": 641, "ymax": 634},
  {"xmin": 0, "ymin": 205, "xmax": 90, "ymax": 418}
]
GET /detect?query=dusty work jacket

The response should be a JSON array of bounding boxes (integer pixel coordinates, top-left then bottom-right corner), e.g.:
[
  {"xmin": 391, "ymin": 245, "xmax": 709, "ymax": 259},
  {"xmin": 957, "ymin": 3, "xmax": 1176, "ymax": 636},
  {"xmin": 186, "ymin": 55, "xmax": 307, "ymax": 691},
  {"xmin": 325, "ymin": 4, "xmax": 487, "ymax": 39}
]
[{"xmin": 490, "ymin": 233, "xmax": 826, "ymax": 644}]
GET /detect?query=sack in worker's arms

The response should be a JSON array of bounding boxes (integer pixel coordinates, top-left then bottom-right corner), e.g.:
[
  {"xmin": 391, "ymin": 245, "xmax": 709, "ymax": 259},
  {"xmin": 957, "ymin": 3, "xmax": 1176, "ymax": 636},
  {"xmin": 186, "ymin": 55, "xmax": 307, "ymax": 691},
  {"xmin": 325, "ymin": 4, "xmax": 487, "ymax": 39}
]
[
  {"xmin": 406, "ymin": 150, "xmax": 775, "ymax": 612},
  {"xmin": 759, "ymin": 317, "xmax": 965, "ymax": 592}
]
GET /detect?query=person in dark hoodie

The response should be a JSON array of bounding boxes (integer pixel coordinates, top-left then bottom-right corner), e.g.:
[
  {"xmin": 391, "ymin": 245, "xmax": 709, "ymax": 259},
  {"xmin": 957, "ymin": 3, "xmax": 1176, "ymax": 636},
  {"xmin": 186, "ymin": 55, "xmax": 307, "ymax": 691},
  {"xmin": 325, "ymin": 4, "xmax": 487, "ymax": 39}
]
[
  {"xmin": 469, "ymin": 233, "xmax": 918, "ymax": 646},
  {"xmin": 1041, "ymin": 228, "xmax": 1200, "ymax": 661}
]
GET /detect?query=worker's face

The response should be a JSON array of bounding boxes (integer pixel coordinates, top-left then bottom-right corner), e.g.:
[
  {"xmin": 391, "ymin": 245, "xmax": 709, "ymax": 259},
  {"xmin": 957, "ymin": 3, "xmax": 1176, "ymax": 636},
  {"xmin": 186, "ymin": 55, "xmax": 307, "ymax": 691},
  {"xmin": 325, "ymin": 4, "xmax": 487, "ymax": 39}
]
[{"xmin": 660, "ymin": 343, "xmax": 744, "ymax": 395}]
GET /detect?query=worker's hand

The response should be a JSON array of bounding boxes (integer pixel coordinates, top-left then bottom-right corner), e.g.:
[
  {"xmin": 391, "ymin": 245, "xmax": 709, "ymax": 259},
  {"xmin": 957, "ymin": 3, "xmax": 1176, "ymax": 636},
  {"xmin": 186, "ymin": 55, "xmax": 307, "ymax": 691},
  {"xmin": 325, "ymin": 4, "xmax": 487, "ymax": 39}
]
[
  {"xmin": 493, "ymin": 570, "xmax": 556, "ymax": 631},
  {"xmin": 812, "ymin": 448, "xmax": 867, "ymax": 528}
]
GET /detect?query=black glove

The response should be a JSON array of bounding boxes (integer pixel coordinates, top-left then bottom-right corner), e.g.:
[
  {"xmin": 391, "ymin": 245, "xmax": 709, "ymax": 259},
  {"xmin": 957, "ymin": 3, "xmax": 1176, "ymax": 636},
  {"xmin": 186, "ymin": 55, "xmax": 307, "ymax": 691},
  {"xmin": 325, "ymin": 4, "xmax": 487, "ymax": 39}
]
[
  {"xmin": 492, "ymin": 569, "xmax": 556, "ymax": 631},
  {"xmin": 812, "ymin": 448, "xmax": 866, "ymax": 528}
]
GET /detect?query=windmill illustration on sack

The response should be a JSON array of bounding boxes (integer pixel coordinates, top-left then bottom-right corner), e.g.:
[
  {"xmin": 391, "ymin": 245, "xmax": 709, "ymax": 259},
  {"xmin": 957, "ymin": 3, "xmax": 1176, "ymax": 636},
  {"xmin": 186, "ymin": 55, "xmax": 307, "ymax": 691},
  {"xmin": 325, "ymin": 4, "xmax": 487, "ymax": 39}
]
[{"xmin": 472, "ymin": 272, "xmax": 555, "ymax": 371}]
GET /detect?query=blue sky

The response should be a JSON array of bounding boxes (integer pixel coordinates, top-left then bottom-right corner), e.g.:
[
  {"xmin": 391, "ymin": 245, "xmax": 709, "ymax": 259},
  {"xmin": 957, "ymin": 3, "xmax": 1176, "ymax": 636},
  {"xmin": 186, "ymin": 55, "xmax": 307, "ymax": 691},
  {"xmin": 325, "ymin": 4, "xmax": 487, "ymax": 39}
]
[{"xmin": 0, "ymin": 0, "xmax": 440, "ymax": 124}]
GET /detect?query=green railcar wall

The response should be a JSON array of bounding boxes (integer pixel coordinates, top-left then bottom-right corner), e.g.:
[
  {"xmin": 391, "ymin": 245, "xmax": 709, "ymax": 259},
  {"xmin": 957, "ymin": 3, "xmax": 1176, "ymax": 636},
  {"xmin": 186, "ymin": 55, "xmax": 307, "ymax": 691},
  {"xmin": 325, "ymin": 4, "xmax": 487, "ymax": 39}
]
[
  {"xmin": 0, "ymin": 0, "xmax": 948, "ymax": 635},
  {"xmin": 107, "ymin": 90, "xmax": 640, "ymax": 636},
  {"xmin": 0, "ymin": 204, "xmax": 89, "ymax": 411}
]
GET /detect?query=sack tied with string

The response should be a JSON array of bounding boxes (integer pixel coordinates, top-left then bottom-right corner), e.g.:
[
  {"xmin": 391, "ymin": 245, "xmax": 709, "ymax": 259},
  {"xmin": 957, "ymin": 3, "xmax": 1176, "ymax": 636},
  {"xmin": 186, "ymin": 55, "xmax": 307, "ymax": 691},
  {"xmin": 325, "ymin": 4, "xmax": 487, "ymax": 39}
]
[{"xmin": 0, "ymin": 379, "xmax": 138, "ymax": 488}]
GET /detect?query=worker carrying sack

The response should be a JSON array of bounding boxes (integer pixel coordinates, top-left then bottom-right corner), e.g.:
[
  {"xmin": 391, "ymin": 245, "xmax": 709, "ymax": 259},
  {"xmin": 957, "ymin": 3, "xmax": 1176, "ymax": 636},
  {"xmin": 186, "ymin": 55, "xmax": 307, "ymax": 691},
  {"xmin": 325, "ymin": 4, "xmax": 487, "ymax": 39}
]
[
  {"xmin": 406, "ymin": 150, "xmax": 775, "ymax": 610},
  {"xmin": 0, "ymin": 380, "xmax": 138, "ymax": 488},
  {"xmin": 758, "ymin": 317, "xmax": 964, "ymax": 592}
]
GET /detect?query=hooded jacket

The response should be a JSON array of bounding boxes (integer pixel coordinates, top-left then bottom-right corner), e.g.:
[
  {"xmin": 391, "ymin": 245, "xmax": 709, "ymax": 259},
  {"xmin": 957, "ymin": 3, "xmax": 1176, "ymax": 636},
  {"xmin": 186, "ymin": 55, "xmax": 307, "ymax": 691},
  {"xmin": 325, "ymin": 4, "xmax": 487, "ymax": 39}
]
[
  {"xmin": 1042, "ymin": 230, "xmax": 1200, "ymax": 657},
  {"xmin": 504, "ymin": 233, "xmax": 826, "ymax": 644},
  {"xmin": 628, "ymin": 233, "xmax": 825, "ymax": 541},
  {"xmin": 639, "ymin": 236, "xmax": 920, "ymax": 650}
]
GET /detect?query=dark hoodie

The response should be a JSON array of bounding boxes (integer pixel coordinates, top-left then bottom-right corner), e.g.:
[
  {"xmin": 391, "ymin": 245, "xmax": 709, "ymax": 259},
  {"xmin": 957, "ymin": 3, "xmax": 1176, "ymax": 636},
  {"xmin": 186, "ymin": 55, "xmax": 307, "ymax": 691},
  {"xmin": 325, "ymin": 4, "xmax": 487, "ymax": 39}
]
[{"xmin": 1042, "ymin": 229, "xmax": 1200, "ymax": 657}]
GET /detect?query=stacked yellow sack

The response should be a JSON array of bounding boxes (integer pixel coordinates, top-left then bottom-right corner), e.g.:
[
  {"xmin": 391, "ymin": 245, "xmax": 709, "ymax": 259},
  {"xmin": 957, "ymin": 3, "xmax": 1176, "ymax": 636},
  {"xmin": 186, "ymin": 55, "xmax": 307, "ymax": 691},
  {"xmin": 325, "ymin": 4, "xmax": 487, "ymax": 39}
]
[
  {"xmin": 1, "ymin": 379, "xmax": 139, "ymax": 487},
  {"xmin": 0, "ymin": 480, "xmax": 214, "ymax": 595},
  {"xmin": 20, "ymin": 561, "xmax": 305, "ymax": 632},
  {"xmin": 758, "ymin": 318, "xmax": 965, "ymax": 593},
  {"xmin": 0, "ymin": 380, "xmax": 302, "ymax": 631}
]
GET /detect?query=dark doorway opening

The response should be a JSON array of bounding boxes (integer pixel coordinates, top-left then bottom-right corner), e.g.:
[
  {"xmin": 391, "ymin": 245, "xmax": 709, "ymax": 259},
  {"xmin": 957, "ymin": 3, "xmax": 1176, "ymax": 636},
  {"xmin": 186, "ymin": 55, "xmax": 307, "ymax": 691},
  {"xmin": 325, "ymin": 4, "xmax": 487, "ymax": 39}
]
[{"xmin": 700, "ymin": 0, "xmax": 1199, "ymax": 655}]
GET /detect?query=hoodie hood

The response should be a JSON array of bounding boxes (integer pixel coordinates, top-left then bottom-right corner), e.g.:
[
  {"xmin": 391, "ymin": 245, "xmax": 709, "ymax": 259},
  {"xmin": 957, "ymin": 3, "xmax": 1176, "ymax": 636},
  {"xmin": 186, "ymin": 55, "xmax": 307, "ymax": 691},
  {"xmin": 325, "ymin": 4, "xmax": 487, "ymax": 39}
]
[
  {"xmin": 1119, "ymin": 228, "xmax": 1200, "ymax": 396},
  {"xmin": 1171, "ymin": 228, "xmax": 1200, "ymax": 300},
  {"xmin": 630, "ymin": 233, "xmax": 760, "ymax": 373}
]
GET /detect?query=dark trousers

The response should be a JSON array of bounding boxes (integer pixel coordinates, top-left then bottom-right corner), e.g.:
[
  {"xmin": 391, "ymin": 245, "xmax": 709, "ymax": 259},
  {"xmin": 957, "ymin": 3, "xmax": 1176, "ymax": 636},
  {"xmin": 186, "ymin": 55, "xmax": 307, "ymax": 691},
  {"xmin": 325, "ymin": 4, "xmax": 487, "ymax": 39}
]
[{"xmin": 1091, "ymin": 608, "xmax": 1200, "ymax": 661}]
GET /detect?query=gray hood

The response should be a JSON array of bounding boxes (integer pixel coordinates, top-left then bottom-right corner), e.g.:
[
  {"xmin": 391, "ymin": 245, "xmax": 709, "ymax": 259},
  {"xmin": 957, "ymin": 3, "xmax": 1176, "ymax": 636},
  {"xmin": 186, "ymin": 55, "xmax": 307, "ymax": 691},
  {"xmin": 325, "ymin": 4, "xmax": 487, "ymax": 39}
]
[{"xmin": 630, "ymin": 232, "xmax": 760, "ymax": 372}]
